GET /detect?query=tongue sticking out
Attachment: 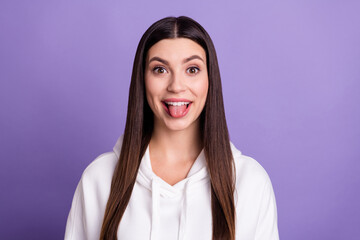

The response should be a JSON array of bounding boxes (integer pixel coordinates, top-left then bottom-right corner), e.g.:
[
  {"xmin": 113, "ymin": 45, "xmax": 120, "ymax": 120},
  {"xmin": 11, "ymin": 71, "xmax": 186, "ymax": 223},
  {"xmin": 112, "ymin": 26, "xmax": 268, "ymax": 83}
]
[{"xmin": 168, "ymin": 105, "xmax": 187, "ymax": 118}]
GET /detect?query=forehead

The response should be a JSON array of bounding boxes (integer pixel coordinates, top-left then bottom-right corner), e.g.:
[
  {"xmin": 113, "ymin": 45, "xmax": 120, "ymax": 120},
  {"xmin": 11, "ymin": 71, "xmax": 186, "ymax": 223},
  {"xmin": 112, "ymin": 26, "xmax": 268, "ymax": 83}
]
[{"xmin": 146, "ymin": 38, "xmax": 206, "ymax": 62}]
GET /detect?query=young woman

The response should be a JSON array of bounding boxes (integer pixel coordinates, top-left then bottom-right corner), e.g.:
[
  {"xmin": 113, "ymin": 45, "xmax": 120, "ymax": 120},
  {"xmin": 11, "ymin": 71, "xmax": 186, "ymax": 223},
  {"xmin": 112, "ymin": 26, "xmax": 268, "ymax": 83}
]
[{"xmin": 65, "ymin": 16, "xmax": 279, "ymax": 240}]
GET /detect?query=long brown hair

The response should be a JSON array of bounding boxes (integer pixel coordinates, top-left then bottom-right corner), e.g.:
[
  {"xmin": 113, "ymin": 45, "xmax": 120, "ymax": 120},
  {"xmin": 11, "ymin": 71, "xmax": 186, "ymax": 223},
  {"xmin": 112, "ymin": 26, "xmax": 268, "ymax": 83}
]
[{"xmin": 100, "ymin": 16, "xmax": 235, "ymax": 240}]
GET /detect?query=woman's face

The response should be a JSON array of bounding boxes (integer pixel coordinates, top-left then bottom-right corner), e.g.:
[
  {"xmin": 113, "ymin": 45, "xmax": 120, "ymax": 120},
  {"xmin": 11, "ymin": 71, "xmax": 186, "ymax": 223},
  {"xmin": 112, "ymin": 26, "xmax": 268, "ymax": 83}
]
[{"xmin": 145, "ymin": 38, "xmax": 208, "ymax": 132}]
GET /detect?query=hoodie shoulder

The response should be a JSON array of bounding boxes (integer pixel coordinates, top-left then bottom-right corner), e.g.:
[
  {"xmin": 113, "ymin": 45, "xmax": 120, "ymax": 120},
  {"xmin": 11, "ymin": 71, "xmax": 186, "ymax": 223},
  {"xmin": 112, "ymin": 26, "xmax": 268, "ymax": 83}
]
[
  {"xmin": 81, "ymin": 152, "xmax": 118, "ymax": 183},
  {"xmin": 65, "ymin": 141, "xmax": 121, "ymax": 240},
  {"xmin": 81, "ymin": 135, "xmax": 123, "ymax": 182},
  {"xmin": 230, "ymin": 142, "xmax": 272, "ymax": 187},
  {"xmin": 230, "ymin": 142, "xmax": 279, "ymax": 239}
]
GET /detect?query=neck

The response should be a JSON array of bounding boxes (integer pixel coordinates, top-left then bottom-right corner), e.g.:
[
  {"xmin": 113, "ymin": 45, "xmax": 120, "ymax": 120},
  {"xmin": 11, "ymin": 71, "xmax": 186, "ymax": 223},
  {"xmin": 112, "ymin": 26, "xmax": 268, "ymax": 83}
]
[{"xmin": 149, "ymin": 120, "xmax": 203, "ymax": 164}]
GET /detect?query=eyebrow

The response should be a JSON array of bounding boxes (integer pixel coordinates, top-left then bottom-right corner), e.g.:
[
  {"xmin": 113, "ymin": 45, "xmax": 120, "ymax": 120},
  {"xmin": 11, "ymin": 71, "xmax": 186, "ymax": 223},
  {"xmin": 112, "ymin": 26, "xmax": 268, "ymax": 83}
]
[
  {"xmin": 148, "ymin": 56, "xmax": 169, "ymax": 65},
  {"xmin": 148, "ymin": 55, "xmax": 205, "ymax": 65},
  {"xmin": 183, "ymin": 55, "xmax": 205, "ymax": 64}
]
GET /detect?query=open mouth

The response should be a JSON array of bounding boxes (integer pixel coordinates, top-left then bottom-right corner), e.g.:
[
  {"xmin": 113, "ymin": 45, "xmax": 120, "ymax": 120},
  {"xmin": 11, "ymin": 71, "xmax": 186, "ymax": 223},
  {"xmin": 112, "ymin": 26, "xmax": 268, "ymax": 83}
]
[{"xmin": 161, "ymin": 101, "xmax": 192, "ymax": 118}]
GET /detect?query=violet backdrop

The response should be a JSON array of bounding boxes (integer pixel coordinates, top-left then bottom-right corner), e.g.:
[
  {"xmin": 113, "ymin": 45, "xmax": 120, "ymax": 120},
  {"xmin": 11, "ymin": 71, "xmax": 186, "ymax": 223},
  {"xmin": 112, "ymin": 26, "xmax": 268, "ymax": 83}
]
[{"xmin": 1, "ymin": 0, "xmax": 359, "ymax": 239}]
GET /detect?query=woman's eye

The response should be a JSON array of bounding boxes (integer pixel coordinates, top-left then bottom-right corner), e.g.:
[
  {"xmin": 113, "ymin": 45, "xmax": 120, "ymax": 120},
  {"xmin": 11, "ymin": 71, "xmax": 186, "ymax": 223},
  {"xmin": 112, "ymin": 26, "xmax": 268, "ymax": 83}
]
[
  {"xmin": 187, "ymin": 67, "xmax": 200, "ymax": 74},
  {"xmin": 153, "ymin": 67, "xmax": 167, "ymax": 74}
]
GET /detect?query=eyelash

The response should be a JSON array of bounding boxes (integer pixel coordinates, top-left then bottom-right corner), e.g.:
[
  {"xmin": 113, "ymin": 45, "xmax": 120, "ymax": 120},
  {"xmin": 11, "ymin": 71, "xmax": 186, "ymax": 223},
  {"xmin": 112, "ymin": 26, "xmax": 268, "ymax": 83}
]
[{"xmin": 152, "ymin": 66, "xmax": 200, "ymax": 75}]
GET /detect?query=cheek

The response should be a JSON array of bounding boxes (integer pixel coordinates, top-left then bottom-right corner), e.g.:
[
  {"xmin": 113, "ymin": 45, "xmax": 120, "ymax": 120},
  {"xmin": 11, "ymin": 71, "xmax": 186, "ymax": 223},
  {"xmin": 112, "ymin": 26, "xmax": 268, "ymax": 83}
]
[
  {"xmin": 193, "ymin": 76, "xmax": 209, "ymax": 102},
  {"xmin": 145, "ymin": 76, "xmax": 162, "ymax": 106}
]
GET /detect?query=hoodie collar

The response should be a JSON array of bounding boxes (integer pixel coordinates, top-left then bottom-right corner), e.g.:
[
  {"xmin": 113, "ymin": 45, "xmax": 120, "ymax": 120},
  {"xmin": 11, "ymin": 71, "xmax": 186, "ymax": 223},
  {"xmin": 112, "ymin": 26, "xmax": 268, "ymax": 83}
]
[
  {"xmin": 137, "ymin": 142, "xmax": 209, "ymax": 198},
  {"xmin": 112, "ymin": 135, "xmax": 210, "ymax": 197}
]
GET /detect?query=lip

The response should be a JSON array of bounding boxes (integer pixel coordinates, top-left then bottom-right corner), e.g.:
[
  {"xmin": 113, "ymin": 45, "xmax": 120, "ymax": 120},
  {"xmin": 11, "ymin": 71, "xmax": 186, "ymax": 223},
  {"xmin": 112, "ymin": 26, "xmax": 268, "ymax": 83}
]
[{"xmin": 162, "ymin": 98, "xmax": 192, "ymax": 102}]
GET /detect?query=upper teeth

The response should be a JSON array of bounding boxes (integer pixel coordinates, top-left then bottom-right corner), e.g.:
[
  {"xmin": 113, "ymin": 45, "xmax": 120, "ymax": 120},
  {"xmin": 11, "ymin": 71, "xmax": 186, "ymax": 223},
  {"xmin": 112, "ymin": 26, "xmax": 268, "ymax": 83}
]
[{"xmin": 165, "ymin": 101, "xmax": 190, "ymax": 106}]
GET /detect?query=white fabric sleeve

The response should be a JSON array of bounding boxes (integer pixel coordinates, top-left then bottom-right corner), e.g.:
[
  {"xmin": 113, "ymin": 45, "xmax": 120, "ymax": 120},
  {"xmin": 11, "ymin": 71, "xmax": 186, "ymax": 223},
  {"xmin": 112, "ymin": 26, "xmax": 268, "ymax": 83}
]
[
  {"xmin": 64, "ymin": 179, "xmax": 87, "ymax": 240},
  {"xmin": 254, "ymin": 179, "xmax": 279, "ymax": 240}
]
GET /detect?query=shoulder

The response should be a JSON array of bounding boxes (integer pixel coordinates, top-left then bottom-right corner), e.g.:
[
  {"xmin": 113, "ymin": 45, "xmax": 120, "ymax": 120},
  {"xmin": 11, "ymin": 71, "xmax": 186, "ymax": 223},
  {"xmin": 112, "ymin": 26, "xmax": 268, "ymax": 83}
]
[
  {"xmin": 65, "ymin": 137, "xmax": 122, "ymax": 240},
  {"xmin": 230, "ymin": 142, "xmax": 279, "ymax": 239},
  {"xmin": 230, "ymin": 142, "xmax": 273, "ymax": 193},
  {"xmin": 82, "ymin": 152, "xmax": 118, "ymax": 178},
  {"xmin": 80, "ymin": 136, "xmax": 123, "ymax": 185},
  {"xmin": 81, "ymin": 151, "xmax": 118, "ymax": 184},
  {"xmin": 74, "ymin": 151, "xmax": 118, "ymax": 207}
]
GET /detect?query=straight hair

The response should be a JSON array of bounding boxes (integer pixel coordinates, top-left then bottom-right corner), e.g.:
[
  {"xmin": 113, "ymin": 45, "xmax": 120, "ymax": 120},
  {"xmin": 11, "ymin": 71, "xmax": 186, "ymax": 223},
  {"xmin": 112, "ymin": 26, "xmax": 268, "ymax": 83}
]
[{"xmin": 100, "ymin": 16, "xmax": 235, "ymax": 240}]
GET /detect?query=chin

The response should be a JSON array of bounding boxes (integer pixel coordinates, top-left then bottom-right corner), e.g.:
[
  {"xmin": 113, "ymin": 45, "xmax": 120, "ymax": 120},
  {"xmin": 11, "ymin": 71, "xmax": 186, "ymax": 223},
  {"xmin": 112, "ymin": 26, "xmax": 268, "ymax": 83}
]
[
  {"xmin": 155, "ymin": 112, "xmax": 201, "ymax": 131},
  {"xmin": 163, "ymin": 120, "xmax": 193, "ymax": 132}
]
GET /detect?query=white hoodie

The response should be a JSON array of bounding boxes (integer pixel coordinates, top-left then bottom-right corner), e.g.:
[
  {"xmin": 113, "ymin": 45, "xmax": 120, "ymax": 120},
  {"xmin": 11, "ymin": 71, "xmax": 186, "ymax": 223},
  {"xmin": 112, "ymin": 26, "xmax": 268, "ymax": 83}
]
[{"xmin": 65, "ymin": 136, "xmax": 279, "ymax": 240}]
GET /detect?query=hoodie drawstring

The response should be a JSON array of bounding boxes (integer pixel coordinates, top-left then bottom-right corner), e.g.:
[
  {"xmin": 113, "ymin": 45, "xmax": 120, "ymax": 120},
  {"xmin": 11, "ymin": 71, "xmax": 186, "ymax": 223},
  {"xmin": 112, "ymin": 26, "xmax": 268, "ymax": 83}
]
[
  {"xmin": 178, "ymin": 179, "xmax": 191, "ymax": 240},
  {"xmin": 151, "ymin": 177, "xmax": 160, "ymax": 240}
]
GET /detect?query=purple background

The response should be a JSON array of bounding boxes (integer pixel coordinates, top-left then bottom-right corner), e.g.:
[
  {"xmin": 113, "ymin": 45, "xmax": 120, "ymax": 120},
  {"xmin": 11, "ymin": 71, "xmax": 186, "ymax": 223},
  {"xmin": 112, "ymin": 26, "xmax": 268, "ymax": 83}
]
[{"xmin": 1, "ymin": 0, "xmax": 359, "ymax": 239}]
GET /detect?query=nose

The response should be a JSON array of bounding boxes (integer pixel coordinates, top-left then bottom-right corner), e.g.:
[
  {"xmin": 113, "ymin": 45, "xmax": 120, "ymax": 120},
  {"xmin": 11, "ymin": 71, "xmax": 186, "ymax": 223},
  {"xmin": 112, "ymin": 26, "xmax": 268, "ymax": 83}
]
[{"xmin": 167, "ymin": 71, "xmax": 186, "ymax": 93}]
